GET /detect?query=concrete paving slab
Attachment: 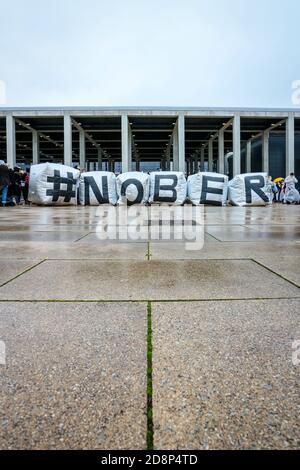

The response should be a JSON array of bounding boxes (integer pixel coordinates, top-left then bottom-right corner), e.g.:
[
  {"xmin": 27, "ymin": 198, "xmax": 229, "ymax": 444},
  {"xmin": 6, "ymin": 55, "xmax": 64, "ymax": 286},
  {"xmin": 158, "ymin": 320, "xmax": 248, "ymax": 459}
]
[
  {"xmin": 0, "ymin": 207, "xmax": 104, "ymax": 227},
  {"xmin": 205, "ymin": 207, "xmax": 300, "ymax": 226},
  {"xmin": 247, "ymin": 225, "xmax": 300, "ymax": 235},
  {"xmin": 0, "ymin": 241, "xmax": 148, "ymax": 260},
  {"xmin": 0, "ymin": 302, "xmax": 147, "ymax": 450},
  {"xmin": 0, "ymin": 259, "xmax": 298, "ymax": 300},
  {"xmin": 214, "ymin": 216, "xmax": 300, "ymax": 226},
  {"xmin": 1, "ymin": 205, "xmax": 297, "ymax": 228},
  {"xmin": 0, "ymin": 224, "xmax": 96, "ymax": 232},
  {"xmin": 149, "ymin": 241, "xmax": 300, "ymax": 260},
  {"xmin": 77, "ymin": 233, "xmax": 148, "ymax": 244},
  {"xmin": 0, "ymin": 232, "xmax": 89, "ymax": 243},
  {"xmin": 206, "ymin": 226, "xmax": 299, "ymax": 242},
  {"xmin": 77, "ymin": 226, "xmax": 214, "ymax": 244},
  {"xmin": 144, "ymin": 233, "xmax": 216, "ymax": 244},
  {"xmin": 152, "ymin": 299, "xmax": 300, "ymax": 450},
  {"xmin": 0, "ymin": 260, "xmax": 43, "ymax": 286},
  {"xmin": 84, "ymin": 232, "xmax": 215, "ymax": 245}
]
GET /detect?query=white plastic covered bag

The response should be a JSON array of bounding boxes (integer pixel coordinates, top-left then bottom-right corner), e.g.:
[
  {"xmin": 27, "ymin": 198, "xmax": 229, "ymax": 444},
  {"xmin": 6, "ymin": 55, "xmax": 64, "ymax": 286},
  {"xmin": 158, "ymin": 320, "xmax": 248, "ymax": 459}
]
[
  {"xmin": 188, "ymin": 172, "xmax": 228, "ymax": 206},
  {"xmin": 228, "ymin": 173, "xmax": 269, "ymax": 206},
  {"xmin": 149, "ymin": 172, "xmax": 187, "ymax": 205},
  {"xmin": 79, "ymin": 171, "xmax": 117, "ymax": 205},
  {"xmin": 28, "ymin": 163, "xmax": 80, "ymax": 205},
  {"xmin": 116, "ymin": 172, "xmax": 150, "ymax": 205}
]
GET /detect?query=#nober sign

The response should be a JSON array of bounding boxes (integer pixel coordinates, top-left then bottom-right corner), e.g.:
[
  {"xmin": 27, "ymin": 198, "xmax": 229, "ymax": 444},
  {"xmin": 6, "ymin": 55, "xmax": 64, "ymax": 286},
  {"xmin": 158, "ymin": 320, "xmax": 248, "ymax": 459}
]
[
  {"xmin": 149, "ymin": 171, "xmax": 187, "ymax": 205},
  {"xmin": 29, "ymin": 163, "xmax": 80, "ymax": 205},
  {"xmin": 228, "ymin": 172, "xmax": 270, "ymax": 206},
  {"xmin": 116, "ymin": 172, "xmax": 150, "ymax": 205},
  {"xmin": 79, "ymin": 171, "xmax": 117, "ymax": 206},
  {"xmin": 188, "ymin": 172, "xmax": 229, "ymax": 206},
  {"xmin": 28, "ymin": 163, "xmax": 277, "ymax": 208}
]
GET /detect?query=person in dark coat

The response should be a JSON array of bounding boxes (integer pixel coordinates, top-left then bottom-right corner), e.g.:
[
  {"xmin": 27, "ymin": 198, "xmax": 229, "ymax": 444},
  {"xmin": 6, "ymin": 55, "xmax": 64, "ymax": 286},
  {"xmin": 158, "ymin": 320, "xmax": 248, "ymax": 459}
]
[
  {"xmin": 14, "ymin": 166, "xmax": 22, "ymax": 204},
  {"xmin": 20, "ymin": 169, "xmax": 30, "ymax": 204},
  {"xmin": 0, "ymin": 160, "xmax": 10, "ymax": 207}
]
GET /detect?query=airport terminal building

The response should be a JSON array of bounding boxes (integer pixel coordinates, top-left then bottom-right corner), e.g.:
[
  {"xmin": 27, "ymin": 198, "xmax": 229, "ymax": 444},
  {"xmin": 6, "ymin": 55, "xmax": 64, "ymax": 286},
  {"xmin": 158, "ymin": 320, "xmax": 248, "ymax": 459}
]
[{"xmin": 0, "ymin": 107, "xmax": 299, "ymax": 180}]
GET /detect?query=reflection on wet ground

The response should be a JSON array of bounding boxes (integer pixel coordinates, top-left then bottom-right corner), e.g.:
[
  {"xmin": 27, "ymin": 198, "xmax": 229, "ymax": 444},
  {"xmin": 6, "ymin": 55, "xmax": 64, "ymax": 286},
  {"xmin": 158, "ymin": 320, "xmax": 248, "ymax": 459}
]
[{"xmin": 0, "ymin": 204, "xmax": 299, "ymax": 450}]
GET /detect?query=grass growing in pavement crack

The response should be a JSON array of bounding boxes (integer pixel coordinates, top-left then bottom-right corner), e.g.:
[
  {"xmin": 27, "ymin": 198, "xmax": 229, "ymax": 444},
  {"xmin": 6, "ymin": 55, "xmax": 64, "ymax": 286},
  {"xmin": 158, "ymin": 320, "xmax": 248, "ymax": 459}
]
[
  {"xmin": 147, "ymin": 301, "xmax": 154, "ymax": 450},
  {"xmin": 147, "ymin": 241, "xmax": 151, "ymax": 261}
]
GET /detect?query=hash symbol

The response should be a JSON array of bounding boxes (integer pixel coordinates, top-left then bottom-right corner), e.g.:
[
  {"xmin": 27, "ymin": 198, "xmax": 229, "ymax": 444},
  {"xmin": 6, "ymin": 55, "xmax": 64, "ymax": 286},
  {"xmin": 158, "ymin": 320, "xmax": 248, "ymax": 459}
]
[{"xmin": 46, "ymin": 170, "xmax": 76, "ymax": 203}]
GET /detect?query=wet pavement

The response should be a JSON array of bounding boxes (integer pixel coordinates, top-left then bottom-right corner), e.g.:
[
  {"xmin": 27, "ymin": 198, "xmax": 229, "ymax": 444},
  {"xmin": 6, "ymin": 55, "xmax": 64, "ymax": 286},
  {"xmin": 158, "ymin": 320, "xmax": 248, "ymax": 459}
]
[{"xmin": 0, "ymin": 204, "xmax": 299, "ymax": 449}]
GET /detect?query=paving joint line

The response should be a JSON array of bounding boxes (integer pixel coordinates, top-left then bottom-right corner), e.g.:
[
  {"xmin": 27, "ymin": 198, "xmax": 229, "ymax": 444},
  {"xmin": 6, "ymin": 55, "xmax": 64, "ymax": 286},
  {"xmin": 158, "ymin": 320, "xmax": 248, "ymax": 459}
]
[
  {"xmin": 73, "ymin": 232, "xmax": 92, "ymax": 243},
  {"xmin": 250, "ymin": 258, "xmax": 300, "ymax": 289},
  {"xmin": 146, "ymin": 301, "xmax": 153, "ymax": 450},
  {"xmin": 0, "ymin": 297, "xmax": 299, "ymax": 303},
  {"xmin": 204, "ymin": 232, "xmax": 223, "ymax": 242},
  {"xmin": 0, "ymin": 259, "xmax": 47, "ymax": 289}
]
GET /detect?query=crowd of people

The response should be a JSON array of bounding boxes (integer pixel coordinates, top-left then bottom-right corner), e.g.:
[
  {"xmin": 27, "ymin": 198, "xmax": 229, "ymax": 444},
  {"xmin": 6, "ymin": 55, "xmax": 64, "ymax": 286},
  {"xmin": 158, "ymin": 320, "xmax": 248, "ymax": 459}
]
[
  {"xmin": 267, "ymin": 173, "xmax": 300, "ymax": 204},
  {"xmin": 0, "ymin": 159, "xmax": 300, "ymax": 207},
  {"xmin": 0, "ymin": 160, "xmax": 30, "ymax": 207}
]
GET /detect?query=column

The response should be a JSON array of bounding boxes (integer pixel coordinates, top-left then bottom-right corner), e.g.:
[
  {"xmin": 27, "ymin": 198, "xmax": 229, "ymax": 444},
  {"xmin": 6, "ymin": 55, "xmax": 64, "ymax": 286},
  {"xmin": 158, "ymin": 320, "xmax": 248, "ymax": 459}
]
[
  {"xmin": 128, "ymin": 125, "xmax": 132, "ymax": 171},
  {"xmin": 136, "ymin": 158, "xmax": 140, "ymax": 171},
  {"xmin": 166, "ymin": 147, "xmax": 171, "ymax": 170},
  {"xmin": 262, "ymin": 130, "xmax": 269, "ymax": 174},
  {"xmin": 121, "ymin": 115, "xmax": 131, "ymax": 172},
  {"xmin": 218, "ymin": 129, "xmax": 224, "ymax": 174},
  {"xmin": 194, "ymin": 153, "xmax": 199, "ymax": 174},
  {"xmin": 246, "ymin": 140, "xmax": 251, "ymax": 173},
  {"xmin": 233, "ymin": 114, "xmax": 241, "ymax": 176},
  {"xmin": 200, "ymin": 148, "xmax": 205, "ymax": 171},
  {"xmin": 173, "ymin": 129, "xmax": 179, "ymax": 171},
  {"xmin": 178, "ymin": 115, "xmax": 185, "ymax": 173},
  {"xmin": 32, "ymin": 130, "xmax": 40, "ymax": 165},
  {"xmin": 64, "ymin": 114, "xmax": 72, "ymax": 167},
  {"xmin": 286, "ymin": 114, "xmax": 295, "ymax": 175},
  {"xmin": 224, "ymin": 153, "xmax": 228, "ymax": 176},
  {"xmin": 208, "ymin": 140, "xmax": 213, "ymax": 172},
  {"xmin": 6, "ymin": 114, "xmax": 16, "ymax": 168},
  {"xmin": 97, "ymin": 149, "xmax": 102, "ymax": 171},
  {"xmin": 225, "ymin": 152, "xmax": 233, "ymax": 176},
  {"xmin": 187, "ymin": 158, "xmax": 191, "ymax": 176},
  {"xmin": 79, "ymin": 129, "xmax": 86, "ymax": 170},
  {"xmin": 188, "ymin": 156, "xmax": 192, "ymax": 175}
]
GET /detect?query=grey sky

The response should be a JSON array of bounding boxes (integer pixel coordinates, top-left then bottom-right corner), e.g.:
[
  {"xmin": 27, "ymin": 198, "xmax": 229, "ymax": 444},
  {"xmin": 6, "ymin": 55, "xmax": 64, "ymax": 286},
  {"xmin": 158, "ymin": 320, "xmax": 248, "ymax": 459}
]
[{"xmin": 0, "ymin": 0, "xmax": 299, "ymax": 107}]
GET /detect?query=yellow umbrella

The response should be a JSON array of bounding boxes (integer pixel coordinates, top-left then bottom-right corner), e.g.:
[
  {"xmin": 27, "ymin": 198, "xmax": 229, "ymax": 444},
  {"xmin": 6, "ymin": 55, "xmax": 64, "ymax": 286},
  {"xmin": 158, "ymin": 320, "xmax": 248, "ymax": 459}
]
[{"xmin": 273, "ymin": 177, "xmax": 284, "ymax": 183}]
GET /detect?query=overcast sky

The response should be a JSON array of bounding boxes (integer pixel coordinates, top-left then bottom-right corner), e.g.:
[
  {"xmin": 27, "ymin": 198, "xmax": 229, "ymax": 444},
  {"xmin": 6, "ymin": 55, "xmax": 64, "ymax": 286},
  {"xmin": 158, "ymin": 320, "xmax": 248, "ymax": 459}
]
[{"xmin": 0, "ymin": 0, "xmax": 299, "ymax": 107}]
